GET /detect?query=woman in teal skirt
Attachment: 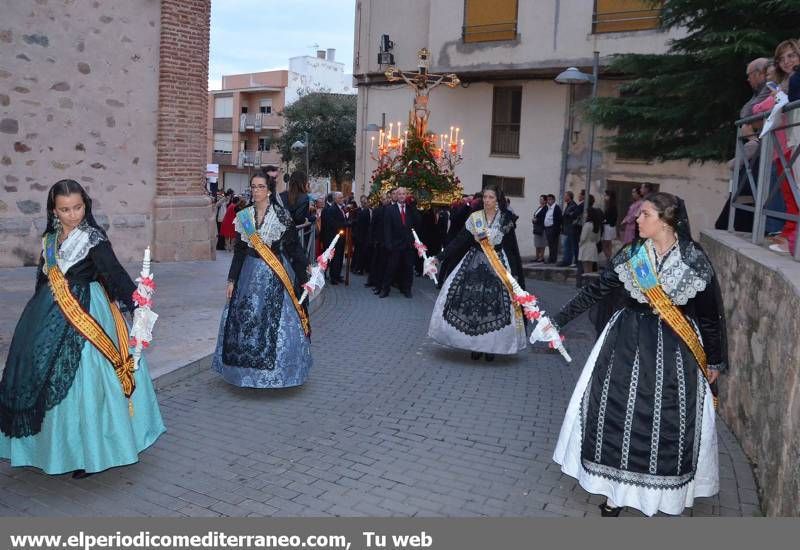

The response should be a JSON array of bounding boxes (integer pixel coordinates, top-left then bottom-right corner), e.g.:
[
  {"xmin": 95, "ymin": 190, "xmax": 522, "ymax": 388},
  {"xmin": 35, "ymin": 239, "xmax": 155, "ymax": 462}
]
[{"xmin": 0, "ymin": 179, "xmax": 165, "ymax": 478}]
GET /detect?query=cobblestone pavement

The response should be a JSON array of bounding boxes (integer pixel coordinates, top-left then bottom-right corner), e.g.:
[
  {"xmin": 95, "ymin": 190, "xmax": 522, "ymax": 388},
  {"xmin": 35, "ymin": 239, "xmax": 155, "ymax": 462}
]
[{"xmin": 0, "ymin": 274, "xmax": 760, "ymax": 517}]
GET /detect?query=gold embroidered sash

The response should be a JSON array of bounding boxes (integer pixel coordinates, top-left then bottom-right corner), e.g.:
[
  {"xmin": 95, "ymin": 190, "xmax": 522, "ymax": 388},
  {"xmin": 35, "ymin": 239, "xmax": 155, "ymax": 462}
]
[
  {"xmin": 628, "ymin": 245, "xmax": 716, "ymax": 407},
  {"xmin": 236, "ymin": 210, "xmax": 311, "ymax": 337},
  {"xmin": 468, "ymin": 212, "xmax": 523, "ymax": 320},
  {"xmin": 44, "ymin": 233, "xmax": 135, "ymax": 414}
]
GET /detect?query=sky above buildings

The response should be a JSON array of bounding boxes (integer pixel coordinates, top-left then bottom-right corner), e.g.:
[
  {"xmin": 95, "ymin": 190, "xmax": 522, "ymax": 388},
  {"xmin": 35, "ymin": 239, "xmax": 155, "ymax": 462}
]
[{"xmin": 208, "ymin": 0, "xmax": 356, "ymax": 90}]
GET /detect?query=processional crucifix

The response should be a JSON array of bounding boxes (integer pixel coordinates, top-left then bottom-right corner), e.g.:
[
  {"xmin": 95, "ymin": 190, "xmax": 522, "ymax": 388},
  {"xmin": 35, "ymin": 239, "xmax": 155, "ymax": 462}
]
[{"xmin": 384, "ymin": 48, "xmax": 460, "ymax": 138}]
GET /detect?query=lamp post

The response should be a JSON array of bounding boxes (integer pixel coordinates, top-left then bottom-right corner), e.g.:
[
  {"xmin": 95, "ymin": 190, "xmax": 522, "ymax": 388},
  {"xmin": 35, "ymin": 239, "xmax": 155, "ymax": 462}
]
[
  {"xmin": 291, "ymin": 131, "xmax": 310, "ymax": 175},
  {"xmin": 555, "ymin": 51, "xmax": 599, "ymax": 224}
]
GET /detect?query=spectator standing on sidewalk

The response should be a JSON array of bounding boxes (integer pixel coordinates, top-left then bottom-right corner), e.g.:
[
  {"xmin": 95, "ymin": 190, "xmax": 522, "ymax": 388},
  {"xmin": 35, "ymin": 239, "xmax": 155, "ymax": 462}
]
[
  {"xmin": 558, "ymin": 191, "xmax": 579, "ymax": 267},
  {"xmin": 601, "ymin": 189, "xmax": 618, "ymax": 261},
  {"xmin": 620, "ymin": 187, "xmax": 643, "ymax": 245},
  {"xmin": 544, "ymin": 194, "xmax": 562, "ymax": 264},
  {"xmin": 577, "ymin": 195, "xmax": 603, "ymax": 273},
  {"xmin": 532, "ymin": 194, "xmax": 548, "ymax": 262}
]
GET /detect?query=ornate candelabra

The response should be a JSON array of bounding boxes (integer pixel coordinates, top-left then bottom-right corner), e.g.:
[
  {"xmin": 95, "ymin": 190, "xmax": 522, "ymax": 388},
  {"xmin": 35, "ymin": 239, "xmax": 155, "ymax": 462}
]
[{"xmin": 368, "ymin": 48, "xmax": 465, "ymax": 208}]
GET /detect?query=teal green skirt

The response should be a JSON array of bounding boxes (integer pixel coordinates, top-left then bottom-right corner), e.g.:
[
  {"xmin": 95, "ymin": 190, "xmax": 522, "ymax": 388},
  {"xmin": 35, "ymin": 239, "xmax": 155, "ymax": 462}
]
[{"xmin": 0, "ymin": 282, "xmax": 165, "ymax": 474}]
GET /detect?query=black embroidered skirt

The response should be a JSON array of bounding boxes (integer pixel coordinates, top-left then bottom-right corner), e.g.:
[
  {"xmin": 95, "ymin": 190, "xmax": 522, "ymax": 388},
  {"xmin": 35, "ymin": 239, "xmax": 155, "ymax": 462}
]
[{"xmin": 553, "ymin": 308, "xmax": 719, "ymax": 515}]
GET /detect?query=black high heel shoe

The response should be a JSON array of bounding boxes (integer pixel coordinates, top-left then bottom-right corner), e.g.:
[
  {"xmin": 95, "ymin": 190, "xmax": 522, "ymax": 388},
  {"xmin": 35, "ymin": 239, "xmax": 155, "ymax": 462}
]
[
  {"xmin": 470, "ymin": 351, "xmax": 483, "ymax": 360},
  {"xmin": 72, "ymin": 469, "xmax": 94, "ymax": 480},
  {"xmin": 599, "ymin": 499, "xmax": 623, "ymax": 517}
]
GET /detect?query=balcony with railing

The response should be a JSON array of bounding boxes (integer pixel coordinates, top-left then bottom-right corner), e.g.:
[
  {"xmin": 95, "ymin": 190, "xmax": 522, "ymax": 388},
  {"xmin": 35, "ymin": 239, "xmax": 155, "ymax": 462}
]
[
  {"xmin": 728, "ymin": 100, "xmax": 800, "ymax": 260},
  {"xmin": 237, "ymin": 150, "xmax": 282, "ymax": 168},
  {"xmin": 239, "ymin": 113, "xmax": 283, "ymax": 132}
]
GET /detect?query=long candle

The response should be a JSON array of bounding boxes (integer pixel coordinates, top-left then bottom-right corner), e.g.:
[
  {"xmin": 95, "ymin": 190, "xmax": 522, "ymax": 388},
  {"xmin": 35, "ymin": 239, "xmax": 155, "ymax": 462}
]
[
  {"xmin": 370, "ymin": 136, "xmax": 375, "ymax": 153},
  {"xmin": 142, "ymin": 246, "xmax": 151, "ymax": 277},
  {"xmin": 388, "ymin": 123, "xmax": 394, "ymax": 141},
  {"xmin": 404, "ymin": 130, "xmax": 409, "ymax": 147},
  {"xmin": 454, "ymin": 127, "xmax": 460, "ymax": 144},
  {"xmin": 449, "ymin": 126, "xmax": 454, "ymax": 144},
  {"xmin": 397, "ymin": 121, "xmax": 402, "ymax": 140},
  {"xmin": 459, "ymin": 139, "xmax": 464, "ymax": 155},
  {"xmin": 379, "ymin": 129, "xmax": 384, "ymax": 147}
]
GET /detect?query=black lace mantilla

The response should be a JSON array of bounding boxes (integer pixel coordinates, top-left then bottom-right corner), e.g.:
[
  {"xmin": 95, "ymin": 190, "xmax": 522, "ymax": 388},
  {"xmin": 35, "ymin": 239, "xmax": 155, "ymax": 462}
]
[
  {"xmin": 442, "ymin": 247, "xmax": 512, "ymax": 336},
  {"xmin": 0, "ymin": 281, "xmax": 90, "ymax": 438}
]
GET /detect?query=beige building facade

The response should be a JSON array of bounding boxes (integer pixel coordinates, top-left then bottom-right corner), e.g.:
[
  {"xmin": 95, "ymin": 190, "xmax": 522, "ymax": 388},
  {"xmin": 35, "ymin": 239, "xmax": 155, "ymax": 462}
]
[
  {"xmin": 207, "ymin": 71, "xmax": 287, "ymax": 195},
  {"xmin": 353, "ymin": 0, "xmax": 729, "ymax": 257}
]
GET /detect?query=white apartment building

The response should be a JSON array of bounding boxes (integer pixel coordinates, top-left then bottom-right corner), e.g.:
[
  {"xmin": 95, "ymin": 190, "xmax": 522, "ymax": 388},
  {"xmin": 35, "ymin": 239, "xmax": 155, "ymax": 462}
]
[
  {"xmin": 352, "ymin": 0, "xmax": 730, "ymax": 256},
  {"xmin": 286, "ymin": 48, "xmax": 355, "ymax": 105}
]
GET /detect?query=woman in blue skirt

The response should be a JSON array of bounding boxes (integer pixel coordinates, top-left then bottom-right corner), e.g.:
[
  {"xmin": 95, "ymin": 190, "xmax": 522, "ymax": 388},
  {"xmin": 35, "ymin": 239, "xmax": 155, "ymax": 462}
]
[
  {"xmin": 212, "ymin": 172, "xmax": 312, "ymax": 388},
  {"xmin": 0, "ymin": 179, "xmax": 165, "ymax": 478}
]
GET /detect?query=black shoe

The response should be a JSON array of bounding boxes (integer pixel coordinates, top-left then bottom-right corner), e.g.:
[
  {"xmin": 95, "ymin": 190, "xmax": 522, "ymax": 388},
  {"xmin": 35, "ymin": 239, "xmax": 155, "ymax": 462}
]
[
  {"xmin": 470, "ymin": 351, "xmax": 483, "ymax": 360},
  {"xmin": 402, "ymin": 290, "xmax": 412, "ymax": 299},
  {"xmin": 599, "ymin": 500, "xmax": 623, "ymax": 517},
  {"xmin": 72, "ymin": 469, "xmax": 94, "ymax": 479},
  {"xmin": 373, "ymin": 288, "xmax": 381, "ymax": 295},
  {"xmin": 378, "ymin": 290, "xmax": 389, "ymax": 298},
  {"xmin": 484, "ymin": 353, "xmax": 495, "ymax": 362}
]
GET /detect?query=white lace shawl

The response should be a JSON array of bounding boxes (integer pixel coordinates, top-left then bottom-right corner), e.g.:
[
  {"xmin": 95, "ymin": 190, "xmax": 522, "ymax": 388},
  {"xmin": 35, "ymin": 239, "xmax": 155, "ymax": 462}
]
[
  {"xmin": 466, "ymin": 210, "xmax": 504, "ymax": 245},
  {"xmin": 614, "ymin": 239, "xmax": 711, "ymax": 306},
  {"xmin": 234, "ymin": 205, "xmax": 287, "ymax": 247},
  {"xmin": 41, "ymin": 224, "xmax": 106, "ymax": 274}
]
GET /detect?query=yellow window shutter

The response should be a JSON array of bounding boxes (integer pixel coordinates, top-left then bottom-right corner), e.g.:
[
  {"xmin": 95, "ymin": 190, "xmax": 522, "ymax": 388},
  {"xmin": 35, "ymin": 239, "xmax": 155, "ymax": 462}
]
[
  {"xmin": 594, "ymin": 0, "xmax": 662, "ymax": 34},
  {"xmin": 463, "ymin": 0, "xmax": 518, "ymax": 43}
]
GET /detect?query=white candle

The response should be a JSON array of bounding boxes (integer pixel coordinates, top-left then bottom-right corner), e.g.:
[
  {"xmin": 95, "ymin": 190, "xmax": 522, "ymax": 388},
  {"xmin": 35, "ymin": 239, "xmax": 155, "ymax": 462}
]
[
  {"xmin": 142, "ymin": 246, "xmax": 151, "ymax": 277},
  {"xmin": 379, "ymin": 129, "xmax": 384, "ymax": 147},
  {"xmin": 459, "ymin": 139, "xmax": 464, "ymax": 155},
  {"xmin": 454, "ymin": 127, "xmax": 460, "ymax": 143},
  {"xmin": 388, "ymin": 123, "xmax": 394, "ymax": 141},
  {"xmin": 404, "ymin": 130, "xmax": 409, "ymax": 147},
  {"xmin": 397, "ymin": 121, "xmax": 402, "ymax": 140},
  {"xmin": 449, "ymin": 126, "xmax": 454, "ymax": 144},
  {"xmin": 370, "ymin": 136, "xmax": 375, "ymax": 153}
]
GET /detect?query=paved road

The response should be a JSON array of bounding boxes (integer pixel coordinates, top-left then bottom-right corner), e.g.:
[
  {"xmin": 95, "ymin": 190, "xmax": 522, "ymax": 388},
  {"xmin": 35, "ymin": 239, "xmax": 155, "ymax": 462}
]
[{"xmin": 0, "ymin": 274, "xmax": 760, "ymax": 517}]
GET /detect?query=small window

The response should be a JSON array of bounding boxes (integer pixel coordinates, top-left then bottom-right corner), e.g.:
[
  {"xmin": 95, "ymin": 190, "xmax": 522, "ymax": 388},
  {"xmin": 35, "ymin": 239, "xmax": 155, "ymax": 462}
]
[
  {"xmin": 463, "ymin": 0, "xmax": 518, "ymax": 43},
  {"xmin": 260, "ymin": 99, "xmax": 273, "ymax": 114},
  {"xmin": 241, "ymin": 106, "xmax": 248, "ymax": 114},
  {"xmin": 213, "ymin": 133, "xmax": 232, "ymax": 154},
  {"xmin": 491, "ymin": 86, "xmax": 522, "ymax": 156},
  {"xmin": 482, "ymin": 174, "xmax": 524, "ymax": 198},
  {"xmin": 258, "ymin": 137, "xmax": 271, "ymax": 151},
  {"xmin": 593, "ymin": 0, "xmax": 662, "ymax": 34},
  {"xmin": 214, "ymin": 96, "xmax": 233, "ymax": 118}
]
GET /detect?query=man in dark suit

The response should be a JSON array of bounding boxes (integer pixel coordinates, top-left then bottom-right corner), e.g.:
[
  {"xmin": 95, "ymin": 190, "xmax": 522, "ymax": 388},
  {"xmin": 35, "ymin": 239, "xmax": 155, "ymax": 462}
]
[
  {"xmin": 352, "ymin": 195, "xmax": 372, "ymax": 275},
  {"xmin": 322, "ymin": 191, "xmax": 349, "ymax": 284},
  {"xmin": 380, "ymin": 187, "xmax": 419, "ymax": 298},
  {"xmin": 544, "ymin": 193, "xmax": 562, "ymax": 264},
  {"xmin": 366, "ymin": 192, "xmax": 391, "ymax": 291}
]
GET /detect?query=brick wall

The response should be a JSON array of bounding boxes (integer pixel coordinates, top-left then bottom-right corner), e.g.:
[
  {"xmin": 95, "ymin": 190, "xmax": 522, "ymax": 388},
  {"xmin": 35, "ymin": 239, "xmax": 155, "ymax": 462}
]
[{"xmin": 156, "ymin": 0, "xmax": 211, "ymax": 197}]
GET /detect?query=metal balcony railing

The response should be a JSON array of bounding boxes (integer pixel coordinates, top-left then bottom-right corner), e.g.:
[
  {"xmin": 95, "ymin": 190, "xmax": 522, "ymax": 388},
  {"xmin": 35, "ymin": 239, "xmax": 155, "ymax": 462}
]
[
  {"xmin": 490, "ymin": 124, "xmax": 520, "ymax": 155},
  {"xmin": 239, "ymin": 113, "xmax": 282, "ymax": 132},
  {"xmin": 237, "ymin": 150, "xmax": 281, "ymax": 168},
  {"xmin": 729, "ymin": 99, "xmax": 800, "ymax": 260}
]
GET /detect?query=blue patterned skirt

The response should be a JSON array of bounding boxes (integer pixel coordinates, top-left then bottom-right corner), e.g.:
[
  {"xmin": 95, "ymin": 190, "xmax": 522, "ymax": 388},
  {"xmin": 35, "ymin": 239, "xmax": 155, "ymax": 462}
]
[{"xmin": 212, "ymin": 255, "xmax": 312, "ymax": 388}]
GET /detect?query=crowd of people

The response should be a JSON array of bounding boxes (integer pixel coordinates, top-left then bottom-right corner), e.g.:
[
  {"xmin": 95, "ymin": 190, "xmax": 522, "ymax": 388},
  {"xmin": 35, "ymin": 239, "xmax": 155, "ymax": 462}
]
[
  {"xmin": 530, "ymin": 183, "xmax": 655, "ymax": 271},
  {"xmin": 720, "ymin": 38, "xmax": 800, "ymax": 255}
]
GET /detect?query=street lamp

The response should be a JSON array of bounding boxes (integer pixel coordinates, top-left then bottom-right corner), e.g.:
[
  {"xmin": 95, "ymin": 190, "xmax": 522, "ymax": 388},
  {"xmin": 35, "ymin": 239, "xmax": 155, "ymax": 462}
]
[
  {"xmin": 555, "ymin": 51, "xmax": 599, "ymax": 224},
  {"xmin": 291, "ymin": 131, "xmax": 310, "ymax": 175}
]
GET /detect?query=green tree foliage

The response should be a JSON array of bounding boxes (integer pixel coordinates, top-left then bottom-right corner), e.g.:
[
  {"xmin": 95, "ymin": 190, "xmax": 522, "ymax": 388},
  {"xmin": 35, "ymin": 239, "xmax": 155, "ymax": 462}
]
[
  {"xmin": 589, "ymin": 0, "xmax": 800, "ymax": 162},
  {"xmin": 277, "ymin": 92, "xmax": 357, "ymax": 182}
]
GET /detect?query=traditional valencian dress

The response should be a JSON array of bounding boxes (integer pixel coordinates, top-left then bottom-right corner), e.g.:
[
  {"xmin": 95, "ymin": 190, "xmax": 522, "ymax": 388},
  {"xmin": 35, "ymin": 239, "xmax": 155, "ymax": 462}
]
[
  {"xmin": 0, "ymin": 223, "xmax": 165, "ymax": 474},
  {"xmin": 428, "ymin": 209, "xmax": 527, "ymax": 355},
  {"xmin": 212, "ymin": 203, "xmax": 312, "ymax": 388},
  {"xmin": 551, "ymin": 237, "xmax": 727, "ymax": 516}
]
